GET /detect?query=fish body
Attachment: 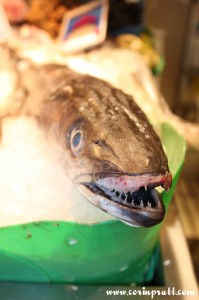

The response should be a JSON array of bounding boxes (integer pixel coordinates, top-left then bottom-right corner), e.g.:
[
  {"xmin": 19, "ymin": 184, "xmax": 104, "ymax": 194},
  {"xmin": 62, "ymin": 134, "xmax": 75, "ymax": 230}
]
[{"xmin": 11, "ymin": 60, "xmax": 172, "ymax": 227}]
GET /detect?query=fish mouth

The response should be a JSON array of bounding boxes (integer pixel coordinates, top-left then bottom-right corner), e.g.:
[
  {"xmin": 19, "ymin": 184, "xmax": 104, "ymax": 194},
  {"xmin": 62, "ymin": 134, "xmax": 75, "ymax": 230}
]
[{"xmin": 77, "ymin": 172, "xmax": 172, "ymax": 227}]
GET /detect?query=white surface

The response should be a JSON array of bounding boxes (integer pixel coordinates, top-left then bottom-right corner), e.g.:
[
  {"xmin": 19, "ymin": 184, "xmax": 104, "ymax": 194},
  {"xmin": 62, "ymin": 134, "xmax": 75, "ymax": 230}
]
[{"xmin": 0, "ymin": 116, "xmax": 114, "ymax": 227}]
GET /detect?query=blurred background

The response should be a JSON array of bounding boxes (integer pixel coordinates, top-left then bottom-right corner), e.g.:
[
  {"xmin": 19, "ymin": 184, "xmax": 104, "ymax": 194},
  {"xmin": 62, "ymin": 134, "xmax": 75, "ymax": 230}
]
[
  {"xmin": 1, "ymin": 0, "xmax": 199, "ymax": 290},
  {"xmin": 145, "ymin": 0, "xmax": 199, "ymax": 284}
]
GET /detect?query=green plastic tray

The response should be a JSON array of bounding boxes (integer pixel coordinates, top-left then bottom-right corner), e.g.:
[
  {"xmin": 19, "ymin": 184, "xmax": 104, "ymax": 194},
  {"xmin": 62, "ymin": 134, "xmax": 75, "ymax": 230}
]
[{"xmin": 0, "ymin": 123, "xmax": 186, "ymax": 284}]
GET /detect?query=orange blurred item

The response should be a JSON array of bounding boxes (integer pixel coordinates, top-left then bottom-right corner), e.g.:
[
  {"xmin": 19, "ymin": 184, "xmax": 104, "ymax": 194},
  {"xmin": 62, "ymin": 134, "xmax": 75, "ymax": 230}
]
[{"xmin": 2, "ymin": 0, "xmax": 29, "ymax": 23}]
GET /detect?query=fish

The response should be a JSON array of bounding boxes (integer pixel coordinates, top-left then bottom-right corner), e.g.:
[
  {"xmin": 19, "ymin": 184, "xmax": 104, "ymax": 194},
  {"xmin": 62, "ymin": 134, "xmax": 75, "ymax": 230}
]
[{"xmin": 11, "ymin": 59, "xmax": 172, "ymax": 228}]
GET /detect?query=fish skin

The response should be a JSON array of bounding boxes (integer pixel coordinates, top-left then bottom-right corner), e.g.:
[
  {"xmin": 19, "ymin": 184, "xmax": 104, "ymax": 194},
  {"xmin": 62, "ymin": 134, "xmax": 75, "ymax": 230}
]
[
  {"xmin": 68, "ymin": 46, "xmax": 199, "ymax": 151},
  {"xmin": 15, "ymin": 62, "xmax": 171, "ymax": 227}
]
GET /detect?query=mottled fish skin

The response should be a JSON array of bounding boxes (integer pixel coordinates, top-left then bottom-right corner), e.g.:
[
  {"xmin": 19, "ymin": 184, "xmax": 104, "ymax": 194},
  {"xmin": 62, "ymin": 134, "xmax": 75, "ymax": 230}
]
[{"xmin": 16, "ymin": 63, "xmax": 172, "ymax": 227}]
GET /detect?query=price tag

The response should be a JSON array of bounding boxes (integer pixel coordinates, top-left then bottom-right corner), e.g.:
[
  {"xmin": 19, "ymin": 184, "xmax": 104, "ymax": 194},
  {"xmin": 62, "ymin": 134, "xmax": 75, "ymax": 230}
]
[
  {"xmin": 0, "ymin": 5, "xmax": 13, "ymax": 41},
  {"xmin": 58, "ymin": 0, "xmax": 109, "ymax": 53}
]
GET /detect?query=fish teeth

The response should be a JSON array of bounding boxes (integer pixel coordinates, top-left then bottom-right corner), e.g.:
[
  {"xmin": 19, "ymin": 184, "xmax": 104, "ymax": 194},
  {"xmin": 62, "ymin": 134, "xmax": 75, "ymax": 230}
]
[
  {"xmin": 115, "ymin": 191, "xmax": 120, "ymax": 197},
  {"xmin": 111, "ymin": 189, "xmax": 154, "ymax": 210},
  {"xmin": 120, "ymin": 193, "xmax": 126, "ymax": 200}
]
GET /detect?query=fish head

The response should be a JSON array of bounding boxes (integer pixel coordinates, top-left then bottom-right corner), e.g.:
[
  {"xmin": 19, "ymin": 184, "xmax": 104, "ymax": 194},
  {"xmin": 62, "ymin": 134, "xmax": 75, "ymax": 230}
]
[{"xmin": 37, "ymin": 65, "xmax": 172, "ymax": 227}]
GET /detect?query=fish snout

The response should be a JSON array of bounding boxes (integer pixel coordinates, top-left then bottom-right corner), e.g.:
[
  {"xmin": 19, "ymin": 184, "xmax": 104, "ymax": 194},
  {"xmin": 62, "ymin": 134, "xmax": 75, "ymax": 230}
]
[{"xmin": 161, "ymin": 171, "xmax": 172, "ymax": 191}]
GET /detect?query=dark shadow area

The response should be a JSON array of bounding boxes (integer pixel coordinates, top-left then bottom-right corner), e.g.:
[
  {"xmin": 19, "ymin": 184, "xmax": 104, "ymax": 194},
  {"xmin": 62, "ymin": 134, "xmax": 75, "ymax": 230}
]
[{"xmin": 188, "ymin": 239, "xmax": 199, "ymax": 286}]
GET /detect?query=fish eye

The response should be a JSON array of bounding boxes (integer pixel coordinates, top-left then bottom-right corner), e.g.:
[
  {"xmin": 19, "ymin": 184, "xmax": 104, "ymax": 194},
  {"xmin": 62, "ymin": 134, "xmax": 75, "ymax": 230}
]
[{"xmin": 70, "ymin": 127, "xmax": 84, "ymax": 156}]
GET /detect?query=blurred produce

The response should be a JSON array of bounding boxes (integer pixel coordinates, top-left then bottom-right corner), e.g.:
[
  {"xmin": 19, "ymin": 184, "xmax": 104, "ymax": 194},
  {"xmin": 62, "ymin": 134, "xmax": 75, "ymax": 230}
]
[
  {"xmin": 116, "ymin": 33, "xmax": 164, "ymax": 75},
  {"xmin": 2, "ymin": 0, "xmax": 93, "ymax": 37},
  {"xmin": 27, "ymin": 0, "xmax": 73, "ymax": 37},
  {"xmin": 27, "ymin": 0, "xmax": 93, "ymax": 37}
]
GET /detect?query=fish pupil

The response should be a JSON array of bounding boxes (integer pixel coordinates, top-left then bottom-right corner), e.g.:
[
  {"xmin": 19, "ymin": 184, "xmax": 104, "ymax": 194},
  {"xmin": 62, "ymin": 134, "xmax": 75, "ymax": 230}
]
[{"xmin": 72, "ymin": 132, "xmax": 82, "ymax": 148}]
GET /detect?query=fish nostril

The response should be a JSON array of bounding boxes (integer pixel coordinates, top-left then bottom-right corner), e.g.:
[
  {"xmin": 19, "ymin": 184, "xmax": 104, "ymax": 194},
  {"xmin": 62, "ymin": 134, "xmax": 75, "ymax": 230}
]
[
  {"xmin": 94, "ymin": 140, "xmax": 104, "ymax": 147},
  {"xmin": 115, "ymin": 191, "xmax": 120, "ymax": 197}
]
